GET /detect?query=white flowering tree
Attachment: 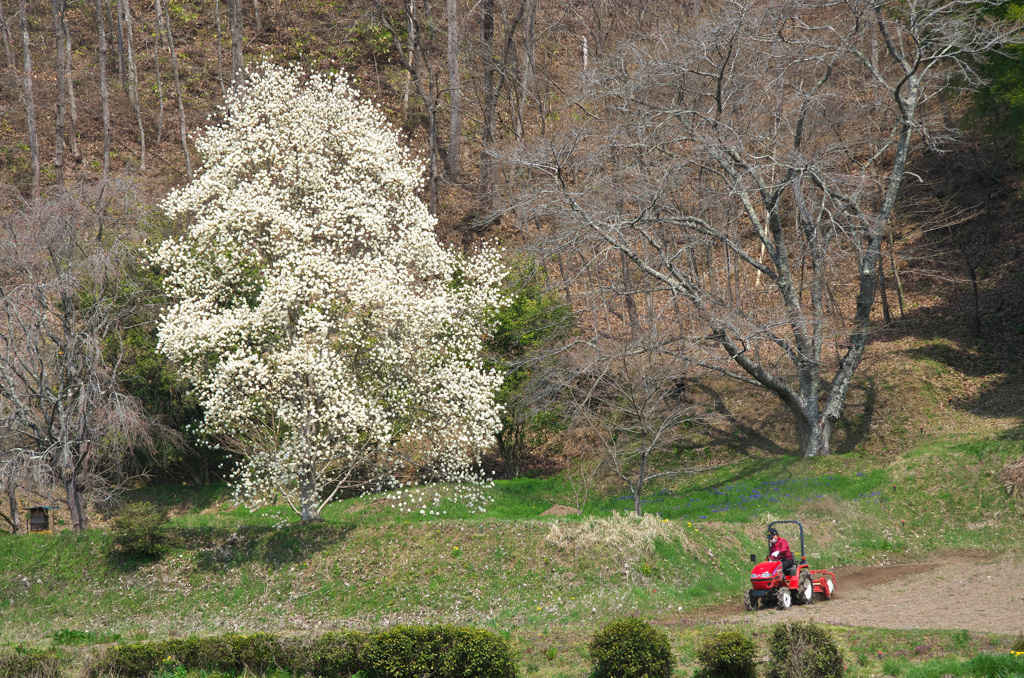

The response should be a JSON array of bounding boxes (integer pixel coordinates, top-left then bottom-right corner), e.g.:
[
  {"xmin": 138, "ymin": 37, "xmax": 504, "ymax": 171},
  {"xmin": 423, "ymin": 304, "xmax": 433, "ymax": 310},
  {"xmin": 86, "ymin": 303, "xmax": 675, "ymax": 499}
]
[{"xmin": 155, "ymin": 65, "xmax": 505, "ymax": 522}]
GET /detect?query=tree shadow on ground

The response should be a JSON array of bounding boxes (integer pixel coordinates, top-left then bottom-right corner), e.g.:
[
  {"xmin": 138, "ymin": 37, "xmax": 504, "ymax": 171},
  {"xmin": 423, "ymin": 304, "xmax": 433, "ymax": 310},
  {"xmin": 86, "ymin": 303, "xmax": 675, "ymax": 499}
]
[{"xmin": 110, "ymin": 520, "xmax": 355, "ymax": 573}]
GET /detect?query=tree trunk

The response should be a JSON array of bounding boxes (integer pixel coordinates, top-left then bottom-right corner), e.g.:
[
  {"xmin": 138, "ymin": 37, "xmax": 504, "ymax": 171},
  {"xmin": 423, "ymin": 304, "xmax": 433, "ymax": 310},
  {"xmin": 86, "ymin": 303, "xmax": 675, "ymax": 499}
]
[
  {"xmin": 118, "ymin": 0, "xmax": 145, "ymax": 168},
  {"xmin": 0, "ymin": 0, "xmax": 14, "ymax": 70},
  {"xmin": 428, "ymin": 82, "xmax": 439, "ymax": 214},
  {"xmin": 17, "ymin": 0, "xmax": 39, "ymax": 200},
  {"xmin": 155, "ymin": 0, "xmax": 192, "ymax": 177},
  {"xmin": 63, "ymin": 19, "xmax": 79, "ymax": 160},
  {"xmin": 620, "ymin": 250, "xmax": 639, "ymax": 333},
  {"xmin": 632, "ymin": 450, "xmax": 648, "ymax": 517},
  {"xmin": 95, "ymin": 0, "xmax": 111, "ymax": 178},
  {"xmin": 6, "ymin": 486, "xmax": 21, "ymax": 533},
  {"xmin": 968, "ymin": 265, "xmax": 982, "ymax": 339},
  {"xmin": 51, "ymin": 0, "xmax": 67, "ymax": 184},
  {"xmin": 479, "ymin": 0, "xmax": 496, "ymax": 209},
  {"xmin": 228, "ymin": 0, "xmax": 243, "ymax": 89},
  {"xmin": 446, "ymin": 0, "xmax": 461, "ymax": 177},
  {"xmin": 515, "ymin": 0, "xmax": 535, "ymax": 139},
  {"xmin": 251, "ymin": 0, "xmax": 261, "ymax": 34},
  {"xmin": 889, "ymin": 230, "xmax": 905, "ymax": 319},
  {"xmin": 298, "ymin": 464, "xmax": 321, "ymax": 523},
  {"xmin": 111, "ymin": 0, "xmax": 124, "ymax": 86},
  {"xmin": 152, "ymin": 10, "xmax": 164, "ymax": 144},
  {"xmin": 214, "ymin": 0, "xmax": 226, "ymax": 96},
  {"xmin": 877, "ymin": 256, "xmax": 891, "ymax": 323},
  {"xmin": 65, "ymin": 474, "xmax": 87, "ymax": 531}
]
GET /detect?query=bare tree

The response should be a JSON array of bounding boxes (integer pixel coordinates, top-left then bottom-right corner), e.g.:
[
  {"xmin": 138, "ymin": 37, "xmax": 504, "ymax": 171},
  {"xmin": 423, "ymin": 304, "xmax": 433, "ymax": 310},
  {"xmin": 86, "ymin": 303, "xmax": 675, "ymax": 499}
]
[
  {"xmin": 228, "ymin": 0, "xmax": 243, "ymax": 88},
  {"xmin": 17, "ymin": 0, "xmax": 39, "ymax": 200},
  {"xmin": 446, "ymin": 0, "xmax": 462, "ymax": 177},
  {"xmin": 564, "ymin": 336, "xmax": 704, "ymax": 516},
  {"xmin": 63, "ymin": 19, "xmax": 79, "ymax": 161},
  {"xmin": 118, "ymin": 0, "xmax": 145, "ymax": 168},
  {"xmin": 95, "ymin": 0, "xmax": 111, "ymax": 178},
  {"xmin": 520, "ymin": 0, "xmax": 1020, "ymax": 458},
  {"xmin": 0, "ymin": 0, "xmax": 14, "ymax": 70},
  {"xmin": 0, "ymin": 184, "xmax": 151, "ymax": 530},
  {"xmin": 50, "ymin": 0, "xmax": 67, "ymax": 184},
  {"xmin": 154, "ymin": 0, "xmax": 191, "ymax": 177}
]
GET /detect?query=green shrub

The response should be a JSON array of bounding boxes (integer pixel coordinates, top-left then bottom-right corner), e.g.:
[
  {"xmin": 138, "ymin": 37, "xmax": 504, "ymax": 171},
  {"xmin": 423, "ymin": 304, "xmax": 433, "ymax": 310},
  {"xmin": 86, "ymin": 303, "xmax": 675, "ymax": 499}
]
[
  {"xmin": 228, "ymin": 632, "xmax": 280, "ymax": 674},
  {"xmin": 1011, "ymin": 634, "xmax": 1024, "ymax": 653},
  {"xmin": 95, "ymin": 641, "xmax": 167, "ymax": 677},
  {"xmin": 588, "ymin": 617, "xmax": 674, "ymax": 678},
  {"xmin": 768, "ymin": 622, "xmax": 845, "ymax": 678},
  {"xmin": 363, "ymin": 625, "xmax": 517, "ymax": 678},
  {"xmin": 111, "ymin": 502, "xmax": 171, "ymax": 559},
  {"xmin": 307, "ymin": 630, "xmax": 365, "ymax": 677},
  {"xmin": 51, "ymin": 629, "xmax": 122, "ymax": 646},
  {"xmin": 0, "ymin": 646, "xmax": 64, "ymax": 678},
  {"xmin": 695, "ymin": 630, "xmax": 757, "ymax": 678}
]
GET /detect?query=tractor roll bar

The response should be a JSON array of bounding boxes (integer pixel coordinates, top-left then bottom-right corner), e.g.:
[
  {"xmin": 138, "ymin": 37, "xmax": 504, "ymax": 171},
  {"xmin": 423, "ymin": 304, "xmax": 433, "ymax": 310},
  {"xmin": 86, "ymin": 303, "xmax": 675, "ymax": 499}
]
[{"xmin": 768, "ymin": 520, "xmax": 806, "ymax": 563}]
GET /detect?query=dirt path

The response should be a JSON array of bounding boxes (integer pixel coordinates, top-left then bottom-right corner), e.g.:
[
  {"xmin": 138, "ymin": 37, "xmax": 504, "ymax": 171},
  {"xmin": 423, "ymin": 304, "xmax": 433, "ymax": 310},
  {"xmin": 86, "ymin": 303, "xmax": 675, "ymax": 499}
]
[{"xmin": 716, "ymin": 553, "xmax": 1024, "ymax": 634}]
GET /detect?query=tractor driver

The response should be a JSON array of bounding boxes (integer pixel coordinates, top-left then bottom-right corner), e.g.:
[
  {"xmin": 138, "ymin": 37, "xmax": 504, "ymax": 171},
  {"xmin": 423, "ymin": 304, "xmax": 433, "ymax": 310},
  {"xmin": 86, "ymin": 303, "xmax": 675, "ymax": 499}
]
[{"xmin": 767, "ymin": 528, "xmax": 795, "ymax": 575}]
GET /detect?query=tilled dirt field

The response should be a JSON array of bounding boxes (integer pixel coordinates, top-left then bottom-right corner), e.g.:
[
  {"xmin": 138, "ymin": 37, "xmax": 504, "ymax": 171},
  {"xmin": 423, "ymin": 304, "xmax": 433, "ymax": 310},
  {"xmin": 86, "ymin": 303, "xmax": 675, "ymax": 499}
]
[{"xmin": 719, "ymin": 553, "xmax": 1024, "ymax": 634}]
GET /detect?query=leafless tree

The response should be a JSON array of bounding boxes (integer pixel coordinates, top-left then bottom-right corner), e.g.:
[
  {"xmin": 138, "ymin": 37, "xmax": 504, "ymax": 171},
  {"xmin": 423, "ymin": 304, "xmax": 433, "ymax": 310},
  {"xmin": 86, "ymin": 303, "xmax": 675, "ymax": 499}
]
[
  {"xmin": 518, "ymin": 0, "xmax": 1021, "ymax": 457},
  {"xmin": 446, "ymin": 0, "xmax": 462, "ymax": 178},
  {"xmin": 95, "ymin": 0, "xmax": 111, "ymax": 178},
  {"xmin": 563, "ymin": 335, "xmax": 705, "ymax": 516},
  {"xmin": 50, "ymin": 0, "xmax": 68, "ymax": 184},
  {"xmin": 0, "ymin": 184, "xmax": 152, "ymax": 531},
  {"xmin": 17, "ymin": 0, "xmax": 39, "ymax": 200},
  {"xmin": 0, "ymin": 0, "xmax": 14, "ymax": 70}
]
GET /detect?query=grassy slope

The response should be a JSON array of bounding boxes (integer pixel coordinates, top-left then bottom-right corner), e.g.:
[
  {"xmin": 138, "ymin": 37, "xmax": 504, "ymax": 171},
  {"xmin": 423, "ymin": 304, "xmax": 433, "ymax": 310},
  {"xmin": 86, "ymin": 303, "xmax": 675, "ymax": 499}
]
[{"xmin": 1, "ymin": 426, "xmax": 1021, "ymax": 676}]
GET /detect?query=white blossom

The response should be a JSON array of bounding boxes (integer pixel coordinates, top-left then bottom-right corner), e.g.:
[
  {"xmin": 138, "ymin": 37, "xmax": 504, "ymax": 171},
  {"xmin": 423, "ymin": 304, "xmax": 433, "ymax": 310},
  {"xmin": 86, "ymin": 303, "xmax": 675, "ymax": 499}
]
[{"xmin": 154, "ymin": 64, "xmax": 505, "ymax": 522}]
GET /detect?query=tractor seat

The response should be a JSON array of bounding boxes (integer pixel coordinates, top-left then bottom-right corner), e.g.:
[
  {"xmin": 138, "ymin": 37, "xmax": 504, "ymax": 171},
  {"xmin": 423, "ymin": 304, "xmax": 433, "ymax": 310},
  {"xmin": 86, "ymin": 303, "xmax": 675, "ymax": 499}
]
[{"xmin": 785, "ymin": 563, "xmax": 798, "ymax": 576}]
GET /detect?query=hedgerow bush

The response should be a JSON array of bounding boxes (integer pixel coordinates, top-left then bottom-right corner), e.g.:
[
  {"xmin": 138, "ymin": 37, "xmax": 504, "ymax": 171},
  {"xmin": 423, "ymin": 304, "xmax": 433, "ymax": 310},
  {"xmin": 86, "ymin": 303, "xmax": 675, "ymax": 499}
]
[
  {"xmin": 0, "ymin": 646, "xmax": 64, "ymax": 678},
  {"xmin": 362, "ymin": 625, "xmax": 518, "ymax": 678},
  {"xmin": 91, "ymin": 626, "xmax": 508, "ymax": 677},
  {"xmin": 92, "ymin": 631, "xmax": 364, "ymax": 677},
  {"xmin": 768, "ymin": 622, "xmax": 845, "ymax": 678},
  {"xmin": 588, "ymin": 617, "xmax": 674, "ymax": 678},
  {"xmin": 111, "ymin": 502, "xmax": 171, "ymax": 559},
  {"xmin": 695, "ymin": 630, "xmax": 757, "ymax": 678}
]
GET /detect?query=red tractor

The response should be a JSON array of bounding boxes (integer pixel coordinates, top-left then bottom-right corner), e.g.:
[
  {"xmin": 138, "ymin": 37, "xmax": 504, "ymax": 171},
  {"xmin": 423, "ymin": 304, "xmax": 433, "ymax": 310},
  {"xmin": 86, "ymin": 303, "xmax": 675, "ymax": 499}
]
[{"xmin": 743, "ymin": 520, "xmax": 837, "ymax": 611}]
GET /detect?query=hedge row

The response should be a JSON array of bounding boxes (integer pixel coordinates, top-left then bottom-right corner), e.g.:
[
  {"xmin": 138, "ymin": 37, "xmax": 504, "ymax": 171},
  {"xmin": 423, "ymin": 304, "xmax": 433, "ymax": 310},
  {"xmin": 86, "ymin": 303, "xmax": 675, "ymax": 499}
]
[
  {"xmin": 88, "ymin": 626, "xmax": 518, "ymax": 678},
  {"xmin": 0, "ymin": 646, "xmax": 64, "ymax": 678}
]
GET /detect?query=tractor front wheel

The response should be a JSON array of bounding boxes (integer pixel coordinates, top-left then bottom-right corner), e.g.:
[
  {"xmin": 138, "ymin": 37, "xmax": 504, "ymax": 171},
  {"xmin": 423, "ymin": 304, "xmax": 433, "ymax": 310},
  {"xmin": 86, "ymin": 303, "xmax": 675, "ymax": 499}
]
[
  {"xmin": 743, "ymin": 590, "xmax": 758, "ymax": 611},
  {"xmin": 796, "ymin": 572, "xmax": 814, "ymax": 605},
  {"xmin": 775, "ymin": 586, "xmax": 792, "ymax": 610}
]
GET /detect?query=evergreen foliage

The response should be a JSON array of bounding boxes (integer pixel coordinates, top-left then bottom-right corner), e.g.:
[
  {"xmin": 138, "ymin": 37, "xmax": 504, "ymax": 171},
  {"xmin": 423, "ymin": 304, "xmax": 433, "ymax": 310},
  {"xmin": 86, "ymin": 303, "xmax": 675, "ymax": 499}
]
[{"xmin": 588, "ymin": 617, "xmax": 674, "ymax": 678}]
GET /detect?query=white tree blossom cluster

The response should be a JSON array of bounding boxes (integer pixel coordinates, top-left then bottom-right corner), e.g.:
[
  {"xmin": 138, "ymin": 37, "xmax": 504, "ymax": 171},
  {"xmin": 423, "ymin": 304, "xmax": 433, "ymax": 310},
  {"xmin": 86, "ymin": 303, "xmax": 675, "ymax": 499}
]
[{"xmin": 155, "ymin": 64, "xmax": 505, "ymax": 522}]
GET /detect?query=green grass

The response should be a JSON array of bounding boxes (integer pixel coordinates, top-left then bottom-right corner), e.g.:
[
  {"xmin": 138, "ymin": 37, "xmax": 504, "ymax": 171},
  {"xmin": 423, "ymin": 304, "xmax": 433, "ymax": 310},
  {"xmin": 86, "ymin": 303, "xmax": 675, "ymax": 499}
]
[{"xmin": 0, "ymin": 432, "xmax": 1021, "ymax": 658}]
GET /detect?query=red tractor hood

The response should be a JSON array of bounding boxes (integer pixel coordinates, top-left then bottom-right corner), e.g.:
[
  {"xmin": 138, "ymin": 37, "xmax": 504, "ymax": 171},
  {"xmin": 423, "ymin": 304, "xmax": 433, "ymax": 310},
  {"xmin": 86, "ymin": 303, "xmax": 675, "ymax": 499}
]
[{"xmin": 751, "ymin": 561, "xmax": 782, "ymax": 576}]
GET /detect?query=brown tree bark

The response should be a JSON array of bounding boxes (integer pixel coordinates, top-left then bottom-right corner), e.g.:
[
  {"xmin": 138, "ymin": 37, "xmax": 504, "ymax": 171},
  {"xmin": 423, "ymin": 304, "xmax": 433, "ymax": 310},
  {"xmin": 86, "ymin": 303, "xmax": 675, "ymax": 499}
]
[
  {"xmin": 95, "ymin": 0, "xmax": 111, "ymax": 178},
  {"xmin": 214, "ymin": 0, "xmax": 226, "ymax": 96},
  {"xmin": 118, "ymin": 0, "xmax": 145, "ymax": 168},
  {"xmin": 0, "ymin": 0, "xmax": 14, "ymax": 70},
  {"xmin": 155, "ymin": 0, "xmax": 192, "ymax": 177},
  {"xmin": 151, "ymin": 6, "xmax": 164, "ymax": 145},
  {"xmin": 446, "ymin": 0, "xmax": 461, "ymax": 177},
  {"xmin": 228, "ymin": 0, "xmax": 243, "ymax": 89},
  {"xmin": 63, "ymin": 19, "xmax": 79, "ymax": 160},
  {"xmin": 17, "ymin": 0, "xmax": 39, "ymax": 200},
  {"xmin": 110, "ymin": 0, "xmax": 124, "ymax": 86},
  {"xmin": 51, "ymin": 0, "xmax": 67, "ymax": 184}
]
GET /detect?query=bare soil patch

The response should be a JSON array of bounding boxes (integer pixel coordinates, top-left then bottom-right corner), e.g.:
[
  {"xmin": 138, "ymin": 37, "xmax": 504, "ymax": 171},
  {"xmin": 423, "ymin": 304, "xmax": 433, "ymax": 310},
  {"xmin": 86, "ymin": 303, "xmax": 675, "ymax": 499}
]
[
  {"xmin": 541, "ymin": 504, "xmax": 580, "ymax": 516},
  {"xmin": 716, "ymin": 553, "xmax": 1024, "ymax": 634}
]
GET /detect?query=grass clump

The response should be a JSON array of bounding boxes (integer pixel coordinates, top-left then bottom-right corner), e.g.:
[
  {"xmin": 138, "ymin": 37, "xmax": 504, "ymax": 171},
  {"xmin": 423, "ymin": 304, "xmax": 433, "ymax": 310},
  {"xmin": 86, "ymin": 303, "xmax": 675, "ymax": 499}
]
[
  {"xmin": 51, "ymin": 629, "xmax": 122, "ymax": 646},
  {"xmin": 768, "ymin": 622, "xmax": 845, "ymax": 678},
  {"xmin": 694, "ymin": 630, "xmax": 757, "ymax": 678},
  {"xmin": 588, "ymin": 617, "xmax": 674, "ymax": 678},
  {"xmin": 111, "ymin": 502, "xmax": 172, "ymax": 559},
  {"xmin": 881, "ymin": 653, "xmax": 1024, "ymax": 678}
]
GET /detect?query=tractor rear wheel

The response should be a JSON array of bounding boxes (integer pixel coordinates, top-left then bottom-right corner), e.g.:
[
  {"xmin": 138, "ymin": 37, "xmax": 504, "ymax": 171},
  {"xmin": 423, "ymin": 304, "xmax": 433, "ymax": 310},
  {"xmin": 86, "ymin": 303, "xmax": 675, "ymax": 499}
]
[
  {"xmin": 743, "ymin": 590, "xmax": 758, "ymax": 611},
  {"xmin": 796, "ymin": 572, "xmax": 814, "ymax": 605},
  {"xmin": 775, "ymin": 586, "xmax": 792, "ymax": 610}
]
